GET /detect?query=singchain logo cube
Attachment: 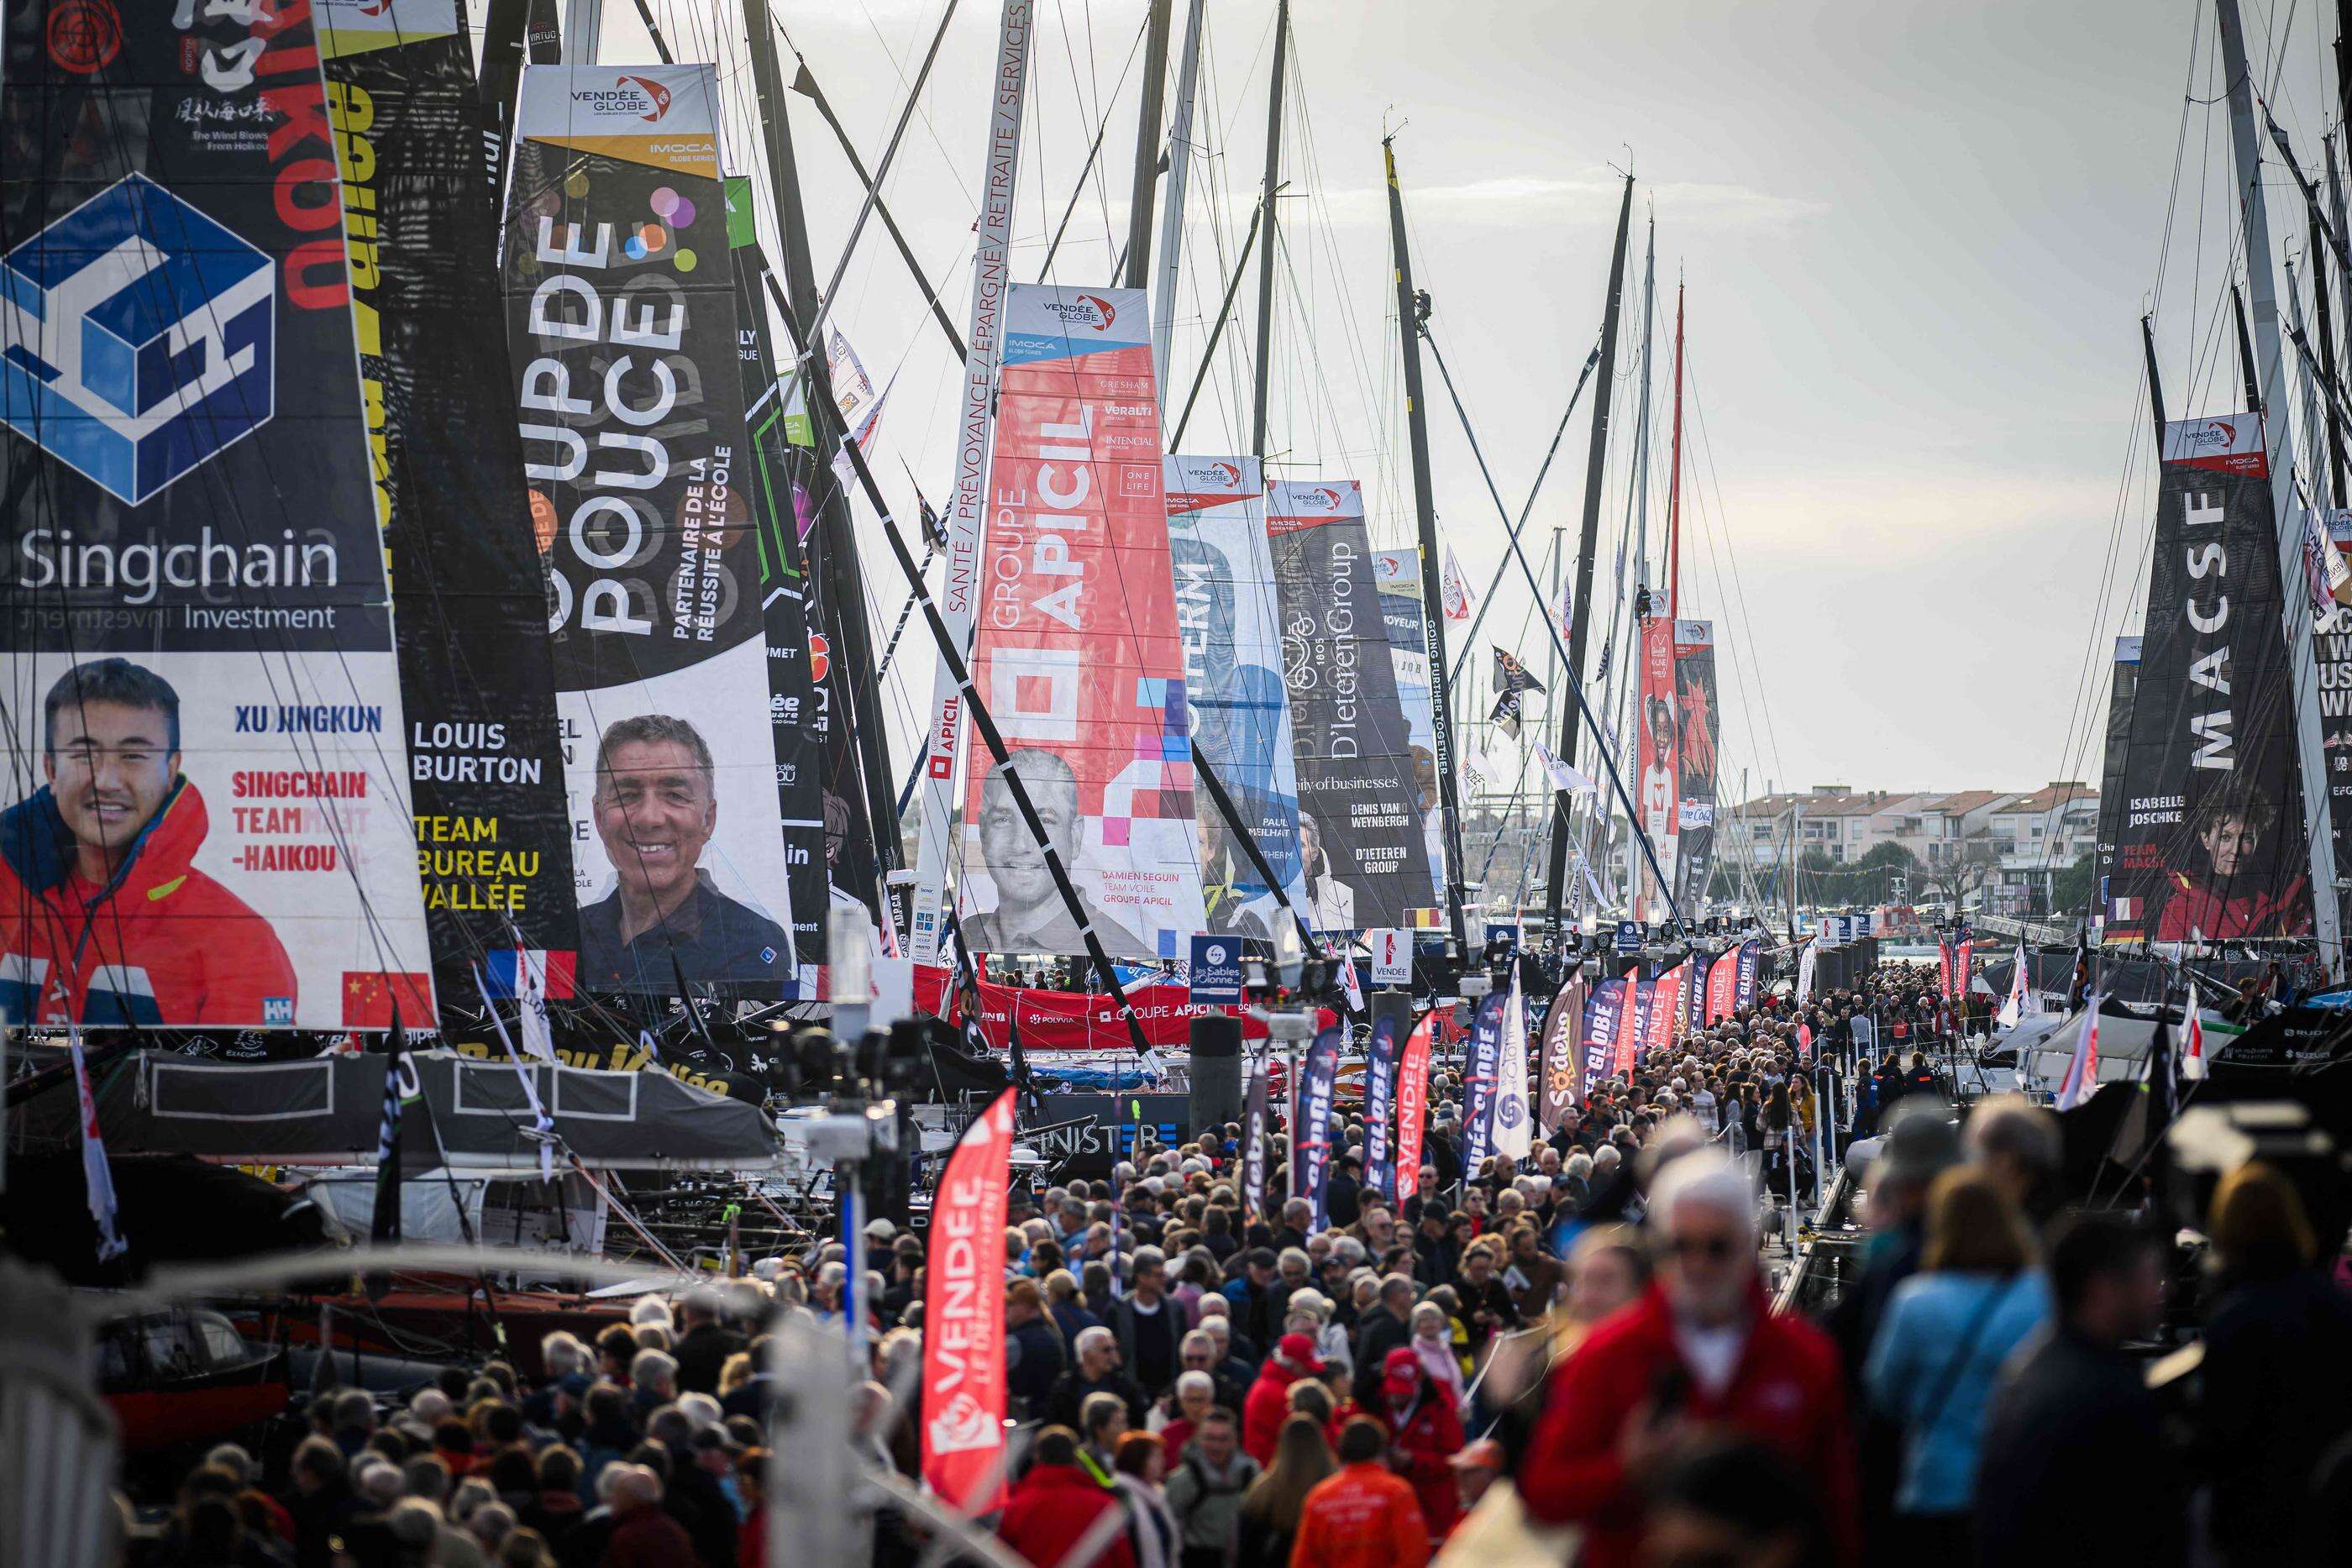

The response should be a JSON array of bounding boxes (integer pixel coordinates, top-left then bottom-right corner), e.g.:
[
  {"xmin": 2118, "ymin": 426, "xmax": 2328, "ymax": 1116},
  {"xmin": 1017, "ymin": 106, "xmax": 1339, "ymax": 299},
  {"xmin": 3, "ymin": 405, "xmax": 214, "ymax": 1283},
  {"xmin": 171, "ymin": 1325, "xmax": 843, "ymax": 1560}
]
[{"xmin": 0, "ymin": 173, "xmax": 275, "ymax": 505}]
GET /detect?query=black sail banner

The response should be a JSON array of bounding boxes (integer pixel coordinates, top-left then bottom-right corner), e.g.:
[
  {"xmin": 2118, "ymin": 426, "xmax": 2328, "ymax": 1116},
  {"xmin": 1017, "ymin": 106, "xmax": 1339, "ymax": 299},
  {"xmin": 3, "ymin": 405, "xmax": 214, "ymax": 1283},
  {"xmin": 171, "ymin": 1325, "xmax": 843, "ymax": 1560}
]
[
  {"xmin": 2093, "ymin": 633, "xmax": 2140, "ymax": 931},
  {"xmin": 1, "ymin": 0, "xmax": 435, "ymax": 1030},
  {"xmin": 2107, "ymin": 417, "xmax": 2312, "ymax": 944},
  {"xmin": 1266, "ymin": 480, "xmax": 1435, "ymax": 931},
  {"xmin": 319, "ymin": 0, "xmax": 579, "ymax": 1024},
  {"xmin": 1672, "ymin": 619, "xmax": 1719, "ymax": 911},
  {"xmin": 2318, "ymin": 512, "xmax": 2352, "ymax": 941},
  {"xmin": 726, "ymin": 176, "xmax": 827, "ymax": 970},
  {"xmin": 502, "ymin": 65, "xmax": 797, "ymax": 996}
]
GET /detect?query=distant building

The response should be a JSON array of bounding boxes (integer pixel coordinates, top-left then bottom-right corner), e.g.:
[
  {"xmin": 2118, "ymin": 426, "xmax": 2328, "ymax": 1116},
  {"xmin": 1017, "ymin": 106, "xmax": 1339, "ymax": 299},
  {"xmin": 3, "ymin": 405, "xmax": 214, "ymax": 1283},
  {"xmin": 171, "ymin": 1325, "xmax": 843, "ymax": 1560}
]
[{"xmin": 1715, "ymin": 781, "xmax": 2100, "ymax": 912}]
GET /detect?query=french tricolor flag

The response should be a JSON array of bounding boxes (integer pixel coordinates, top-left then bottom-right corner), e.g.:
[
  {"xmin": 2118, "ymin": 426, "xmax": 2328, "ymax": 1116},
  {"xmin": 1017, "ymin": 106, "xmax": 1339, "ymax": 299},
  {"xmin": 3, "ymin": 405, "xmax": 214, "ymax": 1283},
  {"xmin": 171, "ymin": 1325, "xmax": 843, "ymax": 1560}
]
[{"xmin": 480, "ymin": 949, "xmax": 577, "ymax": 1002}]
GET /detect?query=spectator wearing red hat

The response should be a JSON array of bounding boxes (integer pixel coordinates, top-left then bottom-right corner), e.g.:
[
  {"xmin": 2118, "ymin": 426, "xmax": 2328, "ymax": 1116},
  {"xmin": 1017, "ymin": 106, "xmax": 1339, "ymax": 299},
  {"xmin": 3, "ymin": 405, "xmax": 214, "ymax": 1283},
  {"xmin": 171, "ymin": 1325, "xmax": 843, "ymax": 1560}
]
[
  {"xmin": 1243, "ymin": 1334, "xmax": 1326, "ymax": 1466},
  {"xmin": 1374, "ymin": 1347, "xmax": 1464, "ymax": 1541}
]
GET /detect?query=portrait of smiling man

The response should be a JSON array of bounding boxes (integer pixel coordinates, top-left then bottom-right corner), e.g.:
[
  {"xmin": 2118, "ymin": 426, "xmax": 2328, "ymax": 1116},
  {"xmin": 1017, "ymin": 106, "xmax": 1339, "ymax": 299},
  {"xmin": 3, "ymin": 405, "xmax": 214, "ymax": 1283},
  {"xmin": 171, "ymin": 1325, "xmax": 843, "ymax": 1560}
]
[
  {"xmin": 575, "ymin": 713, "xmax": 791, "ymax": 991},
  {"xmin": 963, "ymin": 747, "xmax": 1150, "ymax": 958},
  {"xmin": 0, "ymin": 658, "xmax": 296, "ymax": 1026}
]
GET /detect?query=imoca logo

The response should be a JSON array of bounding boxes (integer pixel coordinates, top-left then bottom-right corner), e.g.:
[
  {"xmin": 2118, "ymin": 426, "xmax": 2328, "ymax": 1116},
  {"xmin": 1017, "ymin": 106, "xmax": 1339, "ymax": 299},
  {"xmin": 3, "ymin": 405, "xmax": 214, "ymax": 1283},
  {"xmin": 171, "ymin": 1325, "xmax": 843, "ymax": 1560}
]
[{"xmin": 0, "ymin": 173, "xmax": 275, "ymax": 506}]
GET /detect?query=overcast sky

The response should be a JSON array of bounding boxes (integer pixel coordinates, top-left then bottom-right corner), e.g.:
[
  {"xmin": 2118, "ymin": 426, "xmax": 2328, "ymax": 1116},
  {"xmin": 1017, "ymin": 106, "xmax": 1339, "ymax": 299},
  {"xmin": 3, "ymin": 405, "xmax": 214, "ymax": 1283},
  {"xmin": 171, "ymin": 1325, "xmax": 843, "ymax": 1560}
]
[{"xmin": 590, "ymin": 0, "xmax": 2330, "ymax": 805}]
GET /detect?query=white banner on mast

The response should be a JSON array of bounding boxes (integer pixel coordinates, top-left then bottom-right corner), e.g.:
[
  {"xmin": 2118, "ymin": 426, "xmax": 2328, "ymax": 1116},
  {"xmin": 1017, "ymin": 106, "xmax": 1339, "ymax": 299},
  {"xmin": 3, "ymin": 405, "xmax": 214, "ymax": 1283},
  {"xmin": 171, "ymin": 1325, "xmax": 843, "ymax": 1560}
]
[{"xmin": 910, "ymin": 1, "xmax": 1036, "ymax": 964}]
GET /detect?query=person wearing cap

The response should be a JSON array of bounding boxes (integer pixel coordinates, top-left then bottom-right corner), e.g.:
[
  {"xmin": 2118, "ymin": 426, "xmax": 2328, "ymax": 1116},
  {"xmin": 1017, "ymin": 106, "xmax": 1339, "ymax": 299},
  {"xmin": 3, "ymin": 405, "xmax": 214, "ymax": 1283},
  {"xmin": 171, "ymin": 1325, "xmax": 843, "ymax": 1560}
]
[
  {"xmin": 1374, "ymin": 1346, "xmax": 1464, "ymax": 1543},
  {"xmin": 1517, "ymin": 1152, "xmax": 1857, "ymax": 1568},
  {"xmin": 1243, "ymin": 1333, "xmax": 1326, "ymax": 1466},
  {"xmin": 1224, "ymin": 1248, "xmax": 1284, "ymax": 1352}
]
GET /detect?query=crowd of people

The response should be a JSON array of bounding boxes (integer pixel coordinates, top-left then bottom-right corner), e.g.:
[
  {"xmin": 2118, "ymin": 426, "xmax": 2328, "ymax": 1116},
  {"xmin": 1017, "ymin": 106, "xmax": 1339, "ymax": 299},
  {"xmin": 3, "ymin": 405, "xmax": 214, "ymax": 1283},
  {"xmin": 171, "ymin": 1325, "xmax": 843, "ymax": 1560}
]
[{"xmin": 108, "ymin": 965, "xmax": 2352, "ymax": 1568}]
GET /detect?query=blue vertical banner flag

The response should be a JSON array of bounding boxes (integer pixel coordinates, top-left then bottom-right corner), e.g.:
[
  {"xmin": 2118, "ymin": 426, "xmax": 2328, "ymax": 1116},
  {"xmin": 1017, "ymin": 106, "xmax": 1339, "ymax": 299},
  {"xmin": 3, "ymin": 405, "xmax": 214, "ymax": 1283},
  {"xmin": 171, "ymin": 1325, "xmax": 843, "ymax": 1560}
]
[
  {"xmin": 1361, "ymin": 1011, "xmax": 1401, "ymax": 1198},
  {"xmin": 1241, "ymin": 1050, "xmax": 1271, "ymax": 1218},
  {"xmin": 1458, "ymin": 989, "xmax": 1509, "ymax": 1165},
  {"xmin": 1628, "ymin": 978, "xmax": 1656, "ymax": 1057},
  {"xmin": 1688, "ymin": 949, "xmax": 1710, "ymax": 1031},
  {"xmin": 1735, "ymin": 939, "xmax": 1762, "ymax": 1010},
  {"xmin": 1299, "ymin": 1025, "xmax": 1343, "ymax": 1230},
  {"xmin": 1582, "ymin": 978, "xmax": 1626, "ymax": 1098}
]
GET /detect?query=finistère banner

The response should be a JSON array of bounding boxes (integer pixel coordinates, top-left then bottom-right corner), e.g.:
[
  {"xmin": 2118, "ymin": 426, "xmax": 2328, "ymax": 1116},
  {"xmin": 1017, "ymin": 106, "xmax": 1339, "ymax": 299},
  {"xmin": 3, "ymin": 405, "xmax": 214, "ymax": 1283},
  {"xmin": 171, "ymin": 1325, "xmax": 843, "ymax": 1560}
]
[
  {"xmin": 504, "ymin": 64, "xmax": 798, "ymax": 996},
  {"xmin": 725, "ymin": 176, "xmax": 831, "ymax": 969},
  {"xmin": 1372, "ymin": 549, "xmax": 1446, "ymax": 903},
  {"xmin": 1267, "ymin": 481, "xmax": 1436, "ymax": 931},
  {"xmin": 2093, "ymin": 633, "xmax": 2142, "ymax": 933},
  {"xmin": 2108, "ymin": 416, "xmax": 2312, "ymax": 943},
  {"xmin": 0, "ymin": 0, "xmax": 435, "ymax": 1030},
  {"xmin": 1165, "ymin": 454, "xmax": 1308, "ymax": 938},
  {"xmin": 1672, "ymin": 619, "xmax": 1718, "ymax": 913},
  {"xmin": 1635, "ymin": 615, "xmax": 1679, "ymax": 919},
  {"xmin": 957, "ymin": 285, "xmax": 1204, "ymax": 959},
  {"xmin": 319, "ymin": 0, "xmax": 580, "ymax": 1025}
]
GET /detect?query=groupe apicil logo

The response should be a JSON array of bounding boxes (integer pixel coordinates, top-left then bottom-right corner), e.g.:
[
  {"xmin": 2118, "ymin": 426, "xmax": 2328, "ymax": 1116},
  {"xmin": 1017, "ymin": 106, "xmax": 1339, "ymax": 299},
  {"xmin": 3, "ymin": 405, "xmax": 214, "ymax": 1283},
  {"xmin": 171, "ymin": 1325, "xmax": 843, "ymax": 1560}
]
[
  {"xmin": 574, "ymin": 74, "xmax": 673, "ymax": 121},
  {"xmin": 1042, "ymin": 292, "xmax": 1117, "ymax": 332}
]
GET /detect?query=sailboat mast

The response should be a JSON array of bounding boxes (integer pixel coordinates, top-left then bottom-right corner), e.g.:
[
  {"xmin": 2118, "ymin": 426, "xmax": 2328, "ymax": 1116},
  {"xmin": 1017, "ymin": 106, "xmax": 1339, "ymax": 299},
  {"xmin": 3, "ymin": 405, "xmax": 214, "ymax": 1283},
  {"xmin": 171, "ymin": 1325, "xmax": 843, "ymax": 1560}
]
[
  {"xmin": 1249, "ymin": 0, "xmax": 1290, "ymax": 461},
  {"xmin": 1152, "ymin": 0, "xmax": 1207, "ymax": 404},
  {"xmin": 908, "ymin": 0, "xmax": 1036, "ymax": 964},
  {"xmin": 2142, "ymin": 312, "xmax": 2170, "ymax": 441},
  {"xmin": 2218, "ymin": 0, "xmax": 2346, "ymax": 976},
  {"xmin": 1543, "ymin": 172, "xmax": 1635, "ymax": 933},
  {"xmin": 1121, "ymin": 0, "xmax": 1174, "ymax": 289},
  {"xmin": 1666, "ymin": 281, "xmax": 1686, "ymax": 622},
  {"xmin": 1383, "ymin": 136, "xmax": 1469, "ymax": 954},
  {"xmin": 742, "ymin": 0, "xmax": 906, "ymax": 894}
]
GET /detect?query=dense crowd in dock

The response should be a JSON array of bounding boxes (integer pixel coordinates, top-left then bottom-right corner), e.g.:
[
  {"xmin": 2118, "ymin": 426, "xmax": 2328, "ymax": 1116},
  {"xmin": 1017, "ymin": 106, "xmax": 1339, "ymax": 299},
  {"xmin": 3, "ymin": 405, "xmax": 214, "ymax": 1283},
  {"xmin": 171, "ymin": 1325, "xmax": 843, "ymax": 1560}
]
[{"xmin": 108, "ymin": 967, "xmax": 2352, "ymax": 1568}]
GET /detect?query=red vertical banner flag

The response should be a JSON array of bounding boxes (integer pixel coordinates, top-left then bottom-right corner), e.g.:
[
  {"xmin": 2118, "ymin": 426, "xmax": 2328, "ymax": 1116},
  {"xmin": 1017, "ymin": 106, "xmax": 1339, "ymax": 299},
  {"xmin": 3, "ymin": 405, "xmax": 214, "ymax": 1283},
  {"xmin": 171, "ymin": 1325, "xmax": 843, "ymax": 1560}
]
[
  {"xmin": 1954, "ymin": 940, "xmax": 1973, "ymax": 1007},
  {"xmin": 921, "ymin": 1088, "xmax": 1018, "ymax": 1513},
  {"xmin": 956, "ymin": 286, "xmax": 1205, "ymax": 959},
  {"xmin": 1609, "ymin": 979, "xmax": 1644, "ymax": 1078},
  {"xmin": 1394, "ymin": 1010, "xmax": 1436, "ymax": 1203},
  {"xmin": 1634, "ymin": 616, "xmax": 1682, "ymax": 920},
  {"xmin": 1705, "ymin": 948, "xmax": 1740, "ymax": 1023},
  {"xmin": 1645, "ymin": 962, "xmax": 1686, "ymax": 1057}
]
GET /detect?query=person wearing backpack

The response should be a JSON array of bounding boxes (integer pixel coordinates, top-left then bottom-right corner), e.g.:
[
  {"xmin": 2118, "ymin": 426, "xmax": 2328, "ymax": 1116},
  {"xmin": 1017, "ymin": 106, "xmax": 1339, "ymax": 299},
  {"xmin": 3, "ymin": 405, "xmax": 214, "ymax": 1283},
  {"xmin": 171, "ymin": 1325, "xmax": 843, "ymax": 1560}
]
[{"xmin": 1164, "ymin": 1408, "xmax": 1260, "ymax": 1568}]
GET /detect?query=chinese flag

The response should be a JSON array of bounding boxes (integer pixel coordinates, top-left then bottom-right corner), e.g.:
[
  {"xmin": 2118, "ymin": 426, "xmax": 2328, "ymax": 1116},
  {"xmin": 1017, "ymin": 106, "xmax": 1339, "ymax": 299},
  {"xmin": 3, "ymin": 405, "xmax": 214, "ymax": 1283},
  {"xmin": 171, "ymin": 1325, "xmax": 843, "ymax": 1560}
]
[{"xmin": 344, "ymin": 971, "xmax": 433, "ymax": 1029}]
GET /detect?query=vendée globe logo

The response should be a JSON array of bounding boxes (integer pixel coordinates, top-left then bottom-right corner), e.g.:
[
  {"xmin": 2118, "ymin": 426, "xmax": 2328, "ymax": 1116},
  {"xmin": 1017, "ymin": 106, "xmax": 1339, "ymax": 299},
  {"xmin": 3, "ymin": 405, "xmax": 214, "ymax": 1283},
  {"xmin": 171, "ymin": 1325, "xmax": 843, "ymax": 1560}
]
[
  {"xmin": 1042, "ymin": 291, "xmax": 1116, "ymax": 332},
  {"xmin": 0, "ymin": 174, "xmax": 275, "ymax": 506}
]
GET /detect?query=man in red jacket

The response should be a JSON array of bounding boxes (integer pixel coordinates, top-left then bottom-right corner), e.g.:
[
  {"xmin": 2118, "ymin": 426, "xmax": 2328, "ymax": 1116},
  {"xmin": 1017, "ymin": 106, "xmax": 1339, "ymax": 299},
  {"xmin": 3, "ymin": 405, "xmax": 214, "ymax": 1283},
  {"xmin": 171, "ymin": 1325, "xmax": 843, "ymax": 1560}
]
[
  {"xmin": 1518, "ymin": 1151, "xmax": 1859, "ymax": 1568},
  {"xmin": 1293, "ymin": 1417, "xmax": 1429, "ymax": 1568},
  {"xmin": 1374, "ymin": 1348, "xmax": 1463, "ymax": 1542},
  {"xmin": 998, "ymin": 1427, "xmax": 1137, "ymax": 1568},
  {"xmin": 1, "ymin": 659, "xmax": 296, "ymax": 1026},
  {"xmin": 1242, "ymin": 1332, "xmax": 1324, "ymax": 1465}
]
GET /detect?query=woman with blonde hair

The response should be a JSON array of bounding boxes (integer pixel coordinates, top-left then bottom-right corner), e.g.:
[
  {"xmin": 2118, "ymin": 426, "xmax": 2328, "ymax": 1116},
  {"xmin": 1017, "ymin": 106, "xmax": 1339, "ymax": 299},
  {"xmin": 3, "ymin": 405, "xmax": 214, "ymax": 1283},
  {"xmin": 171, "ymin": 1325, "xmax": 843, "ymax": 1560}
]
[{"xmin": 1232, "ymin": 1413, "xmax": 1336, "ymax": 1568}]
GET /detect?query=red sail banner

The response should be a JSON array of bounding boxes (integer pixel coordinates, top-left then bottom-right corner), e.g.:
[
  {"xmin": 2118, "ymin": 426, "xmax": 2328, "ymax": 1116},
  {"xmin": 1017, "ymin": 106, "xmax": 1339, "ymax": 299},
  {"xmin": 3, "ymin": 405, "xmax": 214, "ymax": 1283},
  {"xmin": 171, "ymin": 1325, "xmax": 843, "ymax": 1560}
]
[
  {"xmin": 1705, "ymin": 948, "xmax": 1740, "ymax": 1024},
  {"xmin": 955, "ymin": 285, "xmax": 1203, "ymax": 959},
  {"xmin": 1394, "ymin": 1010, "xmax": 1436, "ymax": 1203},
  {"xmin": 916, "ymin": 965, "xmax": 1268, "ymax": 1051},
  {"xmin": 1610, "ymin": 979, "xmax": 1645, "ymax": 1078},
  {"xmin": 921, "ymin": 1088, "xmax": 1017, "ymax": 1513},
  {"xmin": 1635, "ymin": 616, "xmax": 1681, "ymax": 919}
]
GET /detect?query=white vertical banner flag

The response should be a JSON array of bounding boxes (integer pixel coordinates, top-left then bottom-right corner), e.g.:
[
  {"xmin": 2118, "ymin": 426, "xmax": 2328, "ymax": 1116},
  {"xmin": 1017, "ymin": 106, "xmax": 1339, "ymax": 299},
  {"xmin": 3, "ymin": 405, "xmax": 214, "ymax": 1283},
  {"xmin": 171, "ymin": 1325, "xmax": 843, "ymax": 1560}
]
[
  {"xmin": 1997, "ymin": 941, "xmax": 2030, "ymax": 1030},
  {"xmin": 1440, "ymin": 546, "xmax": 1477, "ymax": 625},
  {"xmin": 1491, "ymin": 962, "xmax": 1532, "ymax": 1161},
  {"xmin": 2055, "ymin": 995, "xmax": 2103, "ymax": 1110},
  {"xmin": 1794, "ymin": 940, "xmax": 1818, "ymax": 1008},
  {"xmin": 517, "ymin": 947, "xmax": 555, "ymax": 1062},
  {"xmin": 2181, "ymin": 983, "xmax": 2208, "ymax": 1080},
  {"xmin": 68, "ymin": 1024, "xmax": 127, "ymax": 1261}
]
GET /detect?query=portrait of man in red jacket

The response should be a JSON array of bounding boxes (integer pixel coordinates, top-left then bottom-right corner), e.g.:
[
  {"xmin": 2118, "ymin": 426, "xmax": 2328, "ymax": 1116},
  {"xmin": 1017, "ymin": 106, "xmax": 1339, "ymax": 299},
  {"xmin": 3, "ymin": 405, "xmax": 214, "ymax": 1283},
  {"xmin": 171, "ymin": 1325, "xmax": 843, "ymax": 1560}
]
[{"xmin": 1, "ymin": 658, "xmax": 296, "ymax": 1027}]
